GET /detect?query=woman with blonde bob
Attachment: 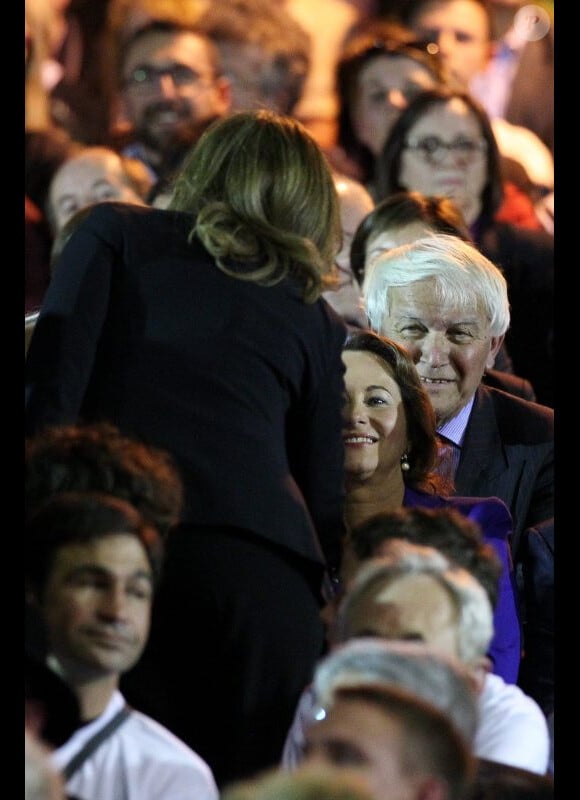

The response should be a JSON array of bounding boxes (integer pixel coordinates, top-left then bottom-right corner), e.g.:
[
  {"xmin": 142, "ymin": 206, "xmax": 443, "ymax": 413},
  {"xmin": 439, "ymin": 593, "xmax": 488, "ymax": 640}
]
[{"xmin": 26, "ymin": 110, "xmax": 347, "ymax": 787}]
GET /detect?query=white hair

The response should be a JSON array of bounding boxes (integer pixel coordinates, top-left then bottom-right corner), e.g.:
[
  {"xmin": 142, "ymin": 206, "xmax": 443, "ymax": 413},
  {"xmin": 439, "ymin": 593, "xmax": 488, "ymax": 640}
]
[
  {"xmin": 312, "ymin": 637, "xmax": 479, "ymax": 745},
  {"xmin": 363, "ymin": 234, "xmax": 510, "ymax": 338},
  {"xmin": 335, "ymin": 547, "xmax": 494, "ymax": 665}
]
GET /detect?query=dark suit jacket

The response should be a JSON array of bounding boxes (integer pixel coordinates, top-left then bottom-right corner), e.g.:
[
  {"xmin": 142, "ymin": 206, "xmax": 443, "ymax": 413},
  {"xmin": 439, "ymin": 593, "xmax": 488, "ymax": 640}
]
[
  {"xmin": 25, "ymin": 202, "xmax": 348, "ymax": 569},
  {"xmin": 477, "ymin": 221, "xmax": 553, "ymax": 408},
  {"xmin": 453, "ymin": 385, "xmax": 553, "ymax": 563},
  {"xmin": 482, "ymin": 368, "xmax": 536, "ymax": 403}
]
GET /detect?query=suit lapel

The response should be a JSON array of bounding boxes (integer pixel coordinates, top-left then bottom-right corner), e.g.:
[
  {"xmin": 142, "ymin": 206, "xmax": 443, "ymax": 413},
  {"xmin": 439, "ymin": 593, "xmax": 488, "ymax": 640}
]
[{"xmin": 454, "ymin": 386, "xmax": 507, "ymax": 495}]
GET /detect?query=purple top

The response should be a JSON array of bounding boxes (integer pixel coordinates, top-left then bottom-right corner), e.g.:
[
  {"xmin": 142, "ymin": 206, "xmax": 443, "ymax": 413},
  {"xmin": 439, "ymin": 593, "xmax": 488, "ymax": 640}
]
[{"xmin": 404, "ymin": 486, "xmax": 521, "ymax": 684}]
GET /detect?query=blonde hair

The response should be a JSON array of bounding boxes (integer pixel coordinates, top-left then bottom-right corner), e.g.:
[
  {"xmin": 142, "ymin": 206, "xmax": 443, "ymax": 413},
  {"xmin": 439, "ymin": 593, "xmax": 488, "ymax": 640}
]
[{"xmin": 169, "ymin": 110, "xmax": 342, "ymax": 302}]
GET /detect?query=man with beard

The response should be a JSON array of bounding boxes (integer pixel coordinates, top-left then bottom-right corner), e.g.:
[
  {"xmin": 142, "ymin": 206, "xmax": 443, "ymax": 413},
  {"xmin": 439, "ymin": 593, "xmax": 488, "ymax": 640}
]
[{"xmin": 117, "ymin": 20, "xmax": 231, "ymax": 186}]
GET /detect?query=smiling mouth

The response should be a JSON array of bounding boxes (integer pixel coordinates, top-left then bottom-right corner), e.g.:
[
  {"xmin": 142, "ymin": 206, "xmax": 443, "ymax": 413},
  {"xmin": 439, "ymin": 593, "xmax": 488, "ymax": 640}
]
[
  {"xmin": 343, "ymin": 435, "xmax": 378, "ymax": 444},
  {"xmin": 421, "ymin": 377, "xmax": 453, "ymax": 385}
]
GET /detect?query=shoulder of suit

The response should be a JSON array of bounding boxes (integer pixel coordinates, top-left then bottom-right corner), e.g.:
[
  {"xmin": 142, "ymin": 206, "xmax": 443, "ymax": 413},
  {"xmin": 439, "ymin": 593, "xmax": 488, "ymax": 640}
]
[{"xmin": 477, "ymin": 384, "xmax": 553, "ymax": 433}]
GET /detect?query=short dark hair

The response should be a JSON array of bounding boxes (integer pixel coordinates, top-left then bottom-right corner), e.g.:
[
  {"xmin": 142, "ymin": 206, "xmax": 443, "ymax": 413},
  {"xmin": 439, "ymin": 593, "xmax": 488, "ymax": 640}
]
[
  {"xmin": 350, "ymin": 190, "xmax": 471, "ymax": 285},
  {"xmin": 331, "ymin": 682, "xmax": 475, "ymax": 800},
  {"xmin": 25, "ymin": 422, "xmax": 184, "ymax": 539},
  {"xmin": 25, "ymin": 491, "xmax": 164, "ymax": 597},
  {"xmin": 118, "ymin": 19, "xmax": 224, "ymax": 84},
  {"xmin": 196, "ymin": 0, "xmax": 311, "ymax": 115},
  {"xmin": 349, "ymin": 506, "xmax": 502, "ymax": 608}
]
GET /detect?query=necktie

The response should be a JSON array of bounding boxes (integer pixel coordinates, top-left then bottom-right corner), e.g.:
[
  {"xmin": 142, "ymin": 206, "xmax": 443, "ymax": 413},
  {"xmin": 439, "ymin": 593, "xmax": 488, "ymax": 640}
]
[{"xmin": 436, "ymin": 434, "xmax": 458, "ymax": 482}]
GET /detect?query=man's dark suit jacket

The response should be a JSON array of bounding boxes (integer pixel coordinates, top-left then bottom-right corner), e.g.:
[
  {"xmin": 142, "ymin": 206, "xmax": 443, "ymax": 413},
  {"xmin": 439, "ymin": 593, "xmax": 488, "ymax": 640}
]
[
  {"xmin": 25, "ymin": 202, "xmax": 348, "ymax": 570},
  {"xmin": 482, "ymin": 368, "xmax": 536, "ymax": 403},
  {"xmin": 454, "ymin": 384, "xmax": 553, "ymax": 564}
]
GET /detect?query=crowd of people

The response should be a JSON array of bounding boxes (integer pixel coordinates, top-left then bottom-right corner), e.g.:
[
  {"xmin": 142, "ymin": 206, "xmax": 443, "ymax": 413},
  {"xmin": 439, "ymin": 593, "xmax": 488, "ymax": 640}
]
[{"xmin": 25, "ymin": 1, "xmax": 554, "ymax": 798}]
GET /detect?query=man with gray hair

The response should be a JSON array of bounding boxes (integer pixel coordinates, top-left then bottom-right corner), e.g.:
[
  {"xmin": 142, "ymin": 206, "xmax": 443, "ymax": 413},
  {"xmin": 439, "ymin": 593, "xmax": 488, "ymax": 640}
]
[
  {"xmin": 362, "ymin": 234, "xmax": 553, "ymax": 698},
  {"xmin": 282, "ymin": 543, "xmax": 550, "ymax": 775}
]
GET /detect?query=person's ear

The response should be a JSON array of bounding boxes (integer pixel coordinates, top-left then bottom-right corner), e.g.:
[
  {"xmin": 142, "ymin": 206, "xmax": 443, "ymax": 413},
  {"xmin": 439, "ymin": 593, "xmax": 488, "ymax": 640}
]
[{"xmin": 485, "ymin": 334, "xmax": 505, "ymax": 370}]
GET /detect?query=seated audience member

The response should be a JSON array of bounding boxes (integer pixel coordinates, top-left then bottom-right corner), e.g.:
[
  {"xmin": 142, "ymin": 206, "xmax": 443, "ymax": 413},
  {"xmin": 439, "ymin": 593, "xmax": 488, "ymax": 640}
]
[
  {"xmin": 285, "ymin": 546, "xmax": 550, "ymax": 775},
  {"xmin": 372, "ymin": 88, "xmax": 554, "ymax": 404},
  {"xmin": 115, "ymin": 20, "xmax": 231, "ymax": 185},
  {"xmin": 330, "ymin": 17, "xmax": 546, "ymax": 230},
  {"xmin": 221, "ymin": 765, "xmax": 376, "ymax": 800},
  {"xmin": 363, "ymin": 234, "xmax": 553, "ymax": 562},
  {"xmin": 341, "ymin": 330, "xmax": 520, "ymax": 682},
  {"xmin": 302, "ymin": 681, "xmax": 475, "ymax": 800},
  {"xmin": 348, "ymin": 190, "xmax": 536, "ymax": 400},
  {"xmin": 362, "ymin": 236, "xmax": 554, "ymax": 701},
  {"xmin": 196, "ymin": 0, "xmax": 311, "ymax": 117},
  {"xmin": 322, "ymin": 174, "xmax": 375, "ymax": 329},
  {"xmin": 330, "ymin": 19, "xmax": 446, "ymax": 185},
  {"xmin": 284, "ymin": 636, "xmax": 480, "ymax": 769},
  {"xmin": 402, "ymin": 0, "xmax": 554, "ymax": 193},
  {"xmin": 342, "ymin": 508, "xmax": 554, "ymax": 767},
  {"xmin": 24, "ymin": 421, "xmax": 184, "ymax": 677},
  {"xmin": 25, "ymin": 421, "xmax": 184, "ymax": 538},
  {"xmin": 25, "ymin": 491, "xmax": 219, "ymax": 800},
  {"xmin": 46, "ymin": 146, "xmax": 154, "ymax": 236}
]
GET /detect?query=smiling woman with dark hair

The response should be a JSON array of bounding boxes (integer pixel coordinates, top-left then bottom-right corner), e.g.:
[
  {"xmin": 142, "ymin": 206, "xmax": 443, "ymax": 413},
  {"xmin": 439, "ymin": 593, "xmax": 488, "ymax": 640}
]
[{"xmin": 340, "ymin": 330, "xmax": 521, "ymax": 685}]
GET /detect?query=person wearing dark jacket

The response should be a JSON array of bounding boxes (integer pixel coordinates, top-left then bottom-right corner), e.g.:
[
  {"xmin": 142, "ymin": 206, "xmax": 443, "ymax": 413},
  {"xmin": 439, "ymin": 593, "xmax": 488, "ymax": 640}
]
[{"xmin": 25, "ymin": 110, "xmax": 348, "ymax": 787}]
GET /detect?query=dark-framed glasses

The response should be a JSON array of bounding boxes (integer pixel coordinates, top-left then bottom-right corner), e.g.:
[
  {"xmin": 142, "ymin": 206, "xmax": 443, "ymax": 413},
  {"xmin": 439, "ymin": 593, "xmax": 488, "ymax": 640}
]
[
  {"xmin": 403, "ymin": 135, "xmax": 487, "ymax": 165},
  {"xmin": 123, "ymin": 63, "xmax": 213, "ymax": 94}
]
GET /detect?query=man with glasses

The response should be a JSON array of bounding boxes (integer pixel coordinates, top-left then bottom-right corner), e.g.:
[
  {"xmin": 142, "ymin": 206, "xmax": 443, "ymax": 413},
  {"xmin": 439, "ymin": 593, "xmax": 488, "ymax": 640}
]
[{"xmin": 117, "ymin": 20, "xmax": 231, "ymax": 186}]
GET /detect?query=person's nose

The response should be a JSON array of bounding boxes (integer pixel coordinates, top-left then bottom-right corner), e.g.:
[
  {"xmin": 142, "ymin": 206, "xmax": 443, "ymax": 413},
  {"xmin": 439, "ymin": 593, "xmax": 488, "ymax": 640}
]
[
  {"xmin": 434, "ymin": 30, "xmax": 454, "ymax": 59},
  {"xmin": 420, "ymin": 331, "xmax": 451, "ymax": 367},
  {"xmin": 386, "ymin": 88, "xmax": 408, "ymax": 110},
  {"xmin": 344, "ymin": 397, "xmax": 369, "ymax": 425},
  {"xmin": 98, "ymin": 584, "xmax": 129, "ymax": 622},
  {"xmin": 158, "ymin": 72, "xmax": 180, "ymax": 98}
]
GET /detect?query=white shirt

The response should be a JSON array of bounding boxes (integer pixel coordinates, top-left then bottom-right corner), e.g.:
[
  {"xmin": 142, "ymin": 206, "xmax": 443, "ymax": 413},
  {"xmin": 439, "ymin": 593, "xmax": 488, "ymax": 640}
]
[
  {"xmin": 282, "ymin": 673, "xmax": 550, "ymax": 775},
  {"xmin": 51, "ymin": 691, "xmax": 219, "ymax": 800},
  {"xmin": 476, "ymin": 673, "xmax": 550, "ymax": 775}
]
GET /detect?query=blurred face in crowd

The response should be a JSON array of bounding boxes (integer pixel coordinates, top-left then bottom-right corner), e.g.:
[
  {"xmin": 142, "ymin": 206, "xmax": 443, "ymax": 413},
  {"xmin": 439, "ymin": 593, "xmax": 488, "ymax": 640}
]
[
  {"xmin": 406, "ymin": 0, "xmax": 492, "ymax": 86},
  {"xmin": 342, "ymin": 569, "xmax": 461, "ymax": 656},
  {"xmin": 353, "ymin": 55, "xmax": 439, "ymax": 157},
  {"xmin": 341, "ymin": 351, "xmax": 408, "ymax": 486},
  {"xmin": 38, "ymin": 534, "xmax": 153, "ymax": 683},
  {"xmin": 303, "ymin": 695, "xmax": 423, "ymax": 800},
  {"xmin": 365, "ymin": 221, "xmax": 436, "ymax": 272},
  {"xmin": 121, "ymin": 29, "xmax": 230, "ymax": 163},
  {"xmin": 323, "ymin": 177, "xmax": 374, "ymax": 328},
  {"xmin": 380, "ymin": 278, "xmax": 502, "ymax": 425},
  {"xmin": 398, "ymin": 98, "xmax": 487, "ymax": 225},
  {"xmin": 48, "ymin": 148, "xmax": 147, "ymax": 233}
]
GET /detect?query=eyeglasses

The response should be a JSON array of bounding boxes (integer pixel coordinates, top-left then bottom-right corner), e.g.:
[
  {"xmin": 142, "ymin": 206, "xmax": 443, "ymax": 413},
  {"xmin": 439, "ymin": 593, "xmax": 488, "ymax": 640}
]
[
  {"xmin": 123, "ymin": 63, "xmax": 214, "ymax": 94},
  {"xmin": 403, "ymin": 135, "xmax": 487, "ymax": 165}
]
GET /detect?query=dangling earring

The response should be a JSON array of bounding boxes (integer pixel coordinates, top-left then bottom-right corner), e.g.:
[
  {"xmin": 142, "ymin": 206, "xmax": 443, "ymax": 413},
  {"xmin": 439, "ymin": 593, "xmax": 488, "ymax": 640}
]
[{"xmin": 400, "ymin": 453, "xmax": 410, "ymax": 472}]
